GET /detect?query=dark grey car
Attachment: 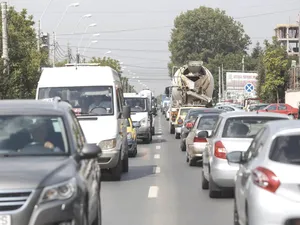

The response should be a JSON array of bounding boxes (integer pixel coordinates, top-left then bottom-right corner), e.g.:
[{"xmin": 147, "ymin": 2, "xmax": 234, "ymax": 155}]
[
  {"xmin": 0, "ymin": 99, "xmax": 102, "ymax": 225},
  {"xmin": 180, "ymin": 108, "xmax": 223, "ymax": 151}
]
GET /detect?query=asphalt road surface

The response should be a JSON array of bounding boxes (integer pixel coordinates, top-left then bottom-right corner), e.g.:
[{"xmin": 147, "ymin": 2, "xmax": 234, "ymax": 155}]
[{"xmin": 101, "ymin": 114, "xmax": 233, "ymax": 225}]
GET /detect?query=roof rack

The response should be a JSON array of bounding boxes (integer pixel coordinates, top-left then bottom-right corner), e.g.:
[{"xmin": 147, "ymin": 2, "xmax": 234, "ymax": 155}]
[{"xmin": 65, "ymin": 63, "xmax": 100, "ymax": 67}]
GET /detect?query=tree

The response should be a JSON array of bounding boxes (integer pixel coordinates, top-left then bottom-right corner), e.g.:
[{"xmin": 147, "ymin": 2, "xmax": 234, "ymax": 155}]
[
  {"xmin": 168, "ymin": 6, "xmax": 251, "ymax": 68},
  {"xmin": 89, "ymin": 57, "xmax": 122, "ymax": 73},
  {"xmin": 0, "ymin": 7, "xmax": 47, "ymax": 99},
  {"xmin": 260, "ymin": 37, "xmax": 289, "ymax": 103}
]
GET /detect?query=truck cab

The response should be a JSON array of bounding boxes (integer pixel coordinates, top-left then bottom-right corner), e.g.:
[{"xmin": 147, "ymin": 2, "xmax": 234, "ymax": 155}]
[{"xmin": 124, "ymin": 93, "xmax": 153, "ymax": 144}]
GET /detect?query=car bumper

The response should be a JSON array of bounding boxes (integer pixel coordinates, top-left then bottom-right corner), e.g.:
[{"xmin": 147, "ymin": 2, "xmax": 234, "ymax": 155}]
[
  {"xmin": 98, "ymin": 148, "xmax": 120, "ymax": 169},
  {"xmin": 175, "ymin": 126, "xmax": 182, "ymax": 134},
  {"xmin": 127, "ymin": 138, "xmax": 137, "ymax": 152},
  {"xmin": 188, "ymin": 142, "xmax": 207, "ymax": 158},
  {"xmin": 10, "ymin": 190, "xmax": 82, "ymax": 225},
  {"xmin": 245, "ymin": 185, "xmax": 300, "ymax": 225},
  {"xmin": 136, "ymin": 126, "xmax": 150, "ymax": 139},
  {"xmin": 211, "ymin": 159, "xmax": 239, "ymax": 188}
]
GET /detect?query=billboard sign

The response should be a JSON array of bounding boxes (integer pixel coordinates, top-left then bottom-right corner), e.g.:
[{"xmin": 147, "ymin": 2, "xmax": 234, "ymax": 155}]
[{"xmin": 226, "ymin": 72, "xmax": 258, "ymax": 91}]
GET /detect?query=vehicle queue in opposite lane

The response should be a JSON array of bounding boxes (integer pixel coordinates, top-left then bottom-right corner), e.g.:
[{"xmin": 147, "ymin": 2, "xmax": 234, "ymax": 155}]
[{"xmin": 164, "ymin": 105, "xmax": 300, "ymax": 225}]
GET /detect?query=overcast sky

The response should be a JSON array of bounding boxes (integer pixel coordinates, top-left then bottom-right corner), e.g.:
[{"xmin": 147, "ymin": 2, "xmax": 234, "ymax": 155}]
[{"xmin": 7, "ymin": 0, "xmax": 300, "ymax": 95}]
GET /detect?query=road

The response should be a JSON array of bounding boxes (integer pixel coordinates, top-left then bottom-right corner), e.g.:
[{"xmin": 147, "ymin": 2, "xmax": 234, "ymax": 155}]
[{"xmin": 101, "ymin": 114, "xmax": 233, "ymax": 225}]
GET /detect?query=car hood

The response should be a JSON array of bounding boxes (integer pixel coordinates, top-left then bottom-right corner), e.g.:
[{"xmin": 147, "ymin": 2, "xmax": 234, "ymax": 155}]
[
  {"xmin": 78, "ymin": 116, "xmax": 117, "ymax": 144},
  {"xmin": 0, "ymin": 156, "xmax": 74, "ymax": 190}
]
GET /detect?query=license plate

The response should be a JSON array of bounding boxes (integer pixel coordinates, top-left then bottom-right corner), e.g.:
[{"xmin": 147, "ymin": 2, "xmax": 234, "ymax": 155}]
[{"xmin": 0, "ymin": 215, "xmax": 11, "ymax": 225}]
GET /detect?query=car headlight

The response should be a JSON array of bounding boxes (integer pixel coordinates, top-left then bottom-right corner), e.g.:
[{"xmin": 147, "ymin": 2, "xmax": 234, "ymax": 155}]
[
  {"xmin": 98, "ymin": 138, "xmax": 116, "ymax": 150},
  {"xmin": 127, "ymin": 132, "xmax": 132, "ymax": 139},
  {"xmin": 140, "ymin": 117, "xmax": 148, "ymax": 127},
  {"xmin": 39, "ymin": 178, "xmax": 77, "ymax": 204}
]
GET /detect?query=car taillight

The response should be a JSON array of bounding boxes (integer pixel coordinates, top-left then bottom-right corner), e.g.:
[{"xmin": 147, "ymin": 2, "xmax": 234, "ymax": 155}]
[
  {"xmin": 178, "ymin": 117, "xmax": 183, "ymax": 124},
  {"xmin": 214, "ymin": 141, "xmax": 226, "ymax": 159},
  {"xmin": 193, "ymin": 137, "xmax": 207, "ymax": 142},
  {"xmin": 186, "ymin": 122, "xmax": 194, "ymax": 129},
  {"xmin": 252, "ymin": 167, "xmax": 280, "ymax": 193}
]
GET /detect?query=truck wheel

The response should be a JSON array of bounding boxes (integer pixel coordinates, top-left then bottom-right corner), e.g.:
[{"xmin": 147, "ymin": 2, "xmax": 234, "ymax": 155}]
[
  {"xmin": 111, "ymin": 155, "xmax": 122, "ymax": 181},
  {"xmin": 122, "ymin": 152, "xmax": 129, "ymax": 173}
]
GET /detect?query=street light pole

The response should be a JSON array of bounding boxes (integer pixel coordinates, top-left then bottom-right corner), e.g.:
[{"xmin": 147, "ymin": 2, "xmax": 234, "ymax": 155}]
[
  {"xmin": 77, "ymin": 23, "xmax": 97, "ymax": 62},
  {"xmin": 73, "ymin": 14, "xmax": 92, "ymax": 34}
]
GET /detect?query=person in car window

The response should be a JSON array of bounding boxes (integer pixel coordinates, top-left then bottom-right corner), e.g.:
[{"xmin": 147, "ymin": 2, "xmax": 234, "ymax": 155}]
[
  {"xmin": 89, "ymin": 96, "xmax": 102, "ymax": 112},
  {"xmin": 31, "ymin": 121, "xmax": 58, "ymax": 151}
]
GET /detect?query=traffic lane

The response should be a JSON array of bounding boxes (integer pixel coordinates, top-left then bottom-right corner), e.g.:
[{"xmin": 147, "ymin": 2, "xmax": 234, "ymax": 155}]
[
  {"xmin": 151, "ymin": 116, "xmax": 233, "ymax": 225},
  {"xmin": 101, "ymin": 120, "xmax": 162, "ymax": 225}
]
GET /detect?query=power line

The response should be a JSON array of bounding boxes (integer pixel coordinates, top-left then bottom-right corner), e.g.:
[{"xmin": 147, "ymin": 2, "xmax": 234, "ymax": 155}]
[
  {"xmin": 234, "ymin": 8, "xmax": 300, "ymax": 19},
  {"xmin": 123, "ymin": 64, "xmax": 167, "ymax": 70}
]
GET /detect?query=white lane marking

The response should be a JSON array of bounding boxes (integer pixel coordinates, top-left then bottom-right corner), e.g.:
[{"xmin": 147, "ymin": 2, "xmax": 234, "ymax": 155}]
[
  {"xmin": 153, "ymin": 166, "xmax": 161, "ymax": 174},
  {"xmin": 148, "ymin": 186, "xmax": 159, "ymax": 198},
  {"xmin": 156, "ymin": 145, "xmax": 161, "ymax": 150},
  {"xmin": 154, "ymin": 154, "xmax": 160, "ymax": 159}
]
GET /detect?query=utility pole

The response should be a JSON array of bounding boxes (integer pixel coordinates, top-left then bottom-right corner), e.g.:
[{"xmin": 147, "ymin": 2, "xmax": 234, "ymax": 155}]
[
  {"xmin": 37, "ymin": 20, "xmax": 41, "ymax": 52},
  {"xmin": 67, "ymin": 42, "xmax": 72, "ymax": 63},
  {"xmin": 218, "ymin": 67, "xmax": 221, "ymax": 102},
  {"xmin": 52, "ymin": 32, "xmax": 56, "ymax": 67},
  {"xmin": 242, "ymin": 55, "xmax": 245, "ymax": 72},
  {"xmin": 298, "ymin": 13, "xmax": 300, "ymax": 65},
  {"xmin": 221, "ymin": 64, "xmax": 225, "ymax": 100},
  {"xmin": 1, "ymin": 2, "xmax": 9, "ymax": 74}
]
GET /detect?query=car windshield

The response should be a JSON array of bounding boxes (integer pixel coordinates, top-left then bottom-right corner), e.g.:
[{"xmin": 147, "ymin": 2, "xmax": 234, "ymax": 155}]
[
  {"xmin": 0, "ymin": 116, "xmax": 68, "ymax": 156},
  {"xmin": 38, "ymin": 86, "xmax": 114, "ymax": 116},
  {"xmin": 222, "ymin": 117, "xmax": 287, "ymax": 138},
  {"xmin": 125, "ymin": 97, "xmax": 147, "ymax": 112},
  {"xmin": 269, "ymin": 135, "xmax": 300, "ymax": 165},
  {"xmin": 197, "ymin": 116, "xmax": 219, "ymax": 130}
]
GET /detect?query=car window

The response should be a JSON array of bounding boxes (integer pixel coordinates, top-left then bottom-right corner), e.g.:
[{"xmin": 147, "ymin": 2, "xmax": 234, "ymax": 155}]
[
  {"xmin": 267, "ymin": 105, "xmax": 277, "ymax": 110},
  {"xmin": 278, "ymin": 104, "xmax": 287, "ymax": 110},
  {"xmin": 69, "ymin": 110, "xmax": 85, "ymax": 152},
  {"xmin": 0, "ymin": 115, "xmax": 68, "ymax": 155},
  {"xmin": 223, "ymin": 106, "xmax": 234, "ymax": 111},
  {"xmin": 222, "ymin": 117, "xmax": 287, "ymax": 138},
  {"xmin": 197, "ymin": 115, "xmax": 219, "ymax": 130},
  {"xmin": 244, "ymin": 128, "xmax": 266, "ymax": 162},
  {"xmin": 210, "ymin": 117, "xmax": 223, "ymax": 137},
  {"xmin": 269, "ymin": 135, "xmax": 300, "ymax": 165}
]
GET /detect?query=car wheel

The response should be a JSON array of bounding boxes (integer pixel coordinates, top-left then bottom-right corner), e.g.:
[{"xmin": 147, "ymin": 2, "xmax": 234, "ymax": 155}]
[
  {"xmin": 189, "ymin": 157, "xmax": 196, "ymax": 167},
  {"xmin": 92, "ymin": 194, "xmax": 102, "ymax": 225},
  {"xmin": 201, "ymin": 170, "xmax": 209, "ymax": 190},
  {"xmin": 122, "ymin": 152, "xmax": 129, "ymax": 173},
  {"xmin": 151, "ymin": 127, "xmax": 155, "ymax": 135},
  {"xmin": 111, "ymin": 155, "xmax": 122, "ymax": 181},
  {"xmin": 175, "ymin": 132, "xmax": 180, "ymax": 139},
  {"xmin": 234, "ymin": 199, "xmax": 240, "ymax": 225},
  {"xmin": 209, "ymin": 175, "xmax": 221, "ymax": 198},
  {"xmin": 180, "ymin": 140, "xmax": 186, "ymax": 152}
]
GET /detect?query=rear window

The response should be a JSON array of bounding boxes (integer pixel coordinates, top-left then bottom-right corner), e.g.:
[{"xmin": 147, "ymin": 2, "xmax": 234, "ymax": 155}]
[
  {"xmin": 180, "ymin": 108, "xmax": 191, "ymax": 116},
  {"xmin": 197, "ymin": 116, "xmax": 219, "ymax": 130},
  {"xmin": 186, "ymin": 110, "xmax": 221, "ymax": 121},
  {"xmin": 269, "ymin": 135, "xmax": 300, "ymax": 165},
  {"xmin": 222, "ymin": 117, "xmax": 287, "ymax": 138}
]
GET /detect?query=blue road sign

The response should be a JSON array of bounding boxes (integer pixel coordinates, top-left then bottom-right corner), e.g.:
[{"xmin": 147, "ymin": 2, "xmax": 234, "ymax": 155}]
[{"xmin": 244, "ymin": 83, "xmax": 254, "ymax": 93}]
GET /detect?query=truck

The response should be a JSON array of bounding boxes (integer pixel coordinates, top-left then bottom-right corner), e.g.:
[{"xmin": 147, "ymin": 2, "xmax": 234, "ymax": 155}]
[
  {"xmin": 139, "ymin": 89, "xmax": 156, "ymax": 135},
  {"xmin": 165, "ymin": 61, "xmax": 215, "ymax": 134}
]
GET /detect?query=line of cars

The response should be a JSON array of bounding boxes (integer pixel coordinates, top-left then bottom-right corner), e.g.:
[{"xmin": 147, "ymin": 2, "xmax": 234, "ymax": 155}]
[
  {"xmin": 171, "ymin": 104, "xmax": 300, "ymax": 225},
  {"xmin": 0, "ymin": 64, "xmax": 159, "ymax": 225}
]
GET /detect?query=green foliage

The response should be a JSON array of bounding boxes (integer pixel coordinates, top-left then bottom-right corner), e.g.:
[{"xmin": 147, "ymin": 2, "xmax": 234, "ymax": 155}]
[
  {"xmin": 89, "ymin": 57, "xmax": 122, "ymax": 73},
  {"xmin": 259, "ymin": 37, "xmax": 289, "ymax": 103},
  {"xmin": 168, "ymin": 6, "xmax": 251, "ymax": 67},
  {"xmin": 0, "ymin": 7, "xmax": 47, "ymax": 99}
]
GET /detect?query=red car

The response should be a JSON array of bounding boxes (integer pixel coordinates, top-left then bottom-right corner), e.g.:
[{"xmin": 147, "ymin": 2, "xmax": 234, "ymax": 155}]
[{"xmin": 258, "ymin": 103, "xmax": 298, "ymax": 119}]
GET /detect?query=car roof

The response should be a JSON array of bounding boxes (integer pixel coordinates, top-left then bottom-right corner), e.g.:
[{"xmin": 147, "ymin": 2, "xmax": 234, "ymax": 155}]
[
  {"xmin": 0, "ymin": 100, "xmax": 71, "ymax": 116},
  {"xmin": 189, "ymin": 108, "xmax": 223, "ymax": 113},
  {"xmin": 219, "ymin": 111, "xmax": 290, "ymax": 119},
  {"xmin": 198, "ymin": 113, "xmax": 220, "ymax": 118},
  {"xmin": 266, "ymin": 120, "xmax": 300, "ymax": 136}
]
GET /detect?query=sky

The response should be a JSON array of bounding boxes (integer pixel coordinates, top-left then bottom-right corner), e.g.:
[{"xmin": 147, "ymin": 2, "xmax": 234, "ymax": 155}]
[{"xmin": 6, "ymin": 0, "xmax": 300, "ymax": 96}]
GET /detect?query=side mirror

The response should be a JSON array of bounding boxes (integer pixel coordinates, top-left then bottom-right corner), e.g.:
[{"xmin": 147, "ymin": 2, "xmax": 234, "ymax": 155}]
[
  {"xmin": 226, "ymin": 151, "xmax": 243, "ymax": 164},
  {"xmin": 197, "ymin": 131, "xmax": 208, "ymax": 138},
  {"xmin": 123, "ymin": 105, "xmax": 131, "ymax": 119},
  {"xmin": 80, "ymin": 143, "xmax": 102, "ymax": 159}
]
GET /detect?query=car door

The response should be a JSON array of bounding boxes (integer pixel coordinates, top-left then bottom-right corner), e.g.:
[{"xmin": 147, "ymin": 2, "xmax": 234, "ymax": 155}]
[
  {"xmin": 235, "ymin": 127, "xmax": 266, "ymax": 224},
  {"xmin": 116, "ymin": 87, "xmax": 127, "ymax": 159},
  {"xmin": 278, "ymin": 104, "xmax": 288, "ymax": 114},
  {"xmin": 69, "ymin": 110, "xmax": 101, "ymax": 223}
]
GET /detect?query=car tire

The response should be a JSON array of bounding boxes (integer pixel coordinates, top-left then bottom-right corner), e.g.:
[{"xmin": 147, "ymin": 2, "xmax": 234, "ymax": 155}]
[
  {"xmin": 189, "ymin": 157, "xmax": 196, "ymax": 167},
  {"xmin": 201, "ymin": 170, "xmax": 209, "ymax": 190},
  {"xmin": 170, "ymin": 124, "xmax": 175, "ymax": 134},
  {"xmin": 144, "ymin": 132, "xmax": 152, "ymax": 144},
  {"xmin": 92, "ymin": 193, "xmax": 102, "ymax": 225},
  {"xmin": 209, "ymin": 175, "xmax": 221, "ymax": 198},
  {"xmin": 151, "ymin": 127, "xmax": 155, "ymax": 135},
  {"xmin": 111, "ymin": 155, "xmax": 122, "ymax": 181},
  {"xmin": 234, "ymin": 199, "xmax": 240, "ymax": 225},
  {"xmin": 180, "ymin": 140, "xmax": 186, "ymax": 151},
  {"xmin": 122, "ymin": 152, "xmax": 129, "ymax": 173},
  {"xmin": 175, "ymin": 132, "xmax": 180, "ymax": 139}
]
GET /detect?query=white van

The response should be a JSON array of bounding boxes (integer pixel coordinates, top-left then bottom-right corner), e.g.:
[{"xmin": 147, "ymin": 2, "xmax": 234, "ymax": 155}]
[
  {"xmin": 36, "ymin": 64, "xmax": 131, "ymax": 181},
  {"xmin": 124, "ymin": 93, "xmax": 152, "ymax": 143}
]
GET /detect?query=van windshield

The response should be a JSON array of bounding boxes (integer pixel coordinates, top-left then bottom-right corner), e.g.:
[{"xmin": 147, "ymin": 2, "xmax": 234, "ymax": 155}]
[
  {"xmin": 38, "ymin": 86, "xmax": 114, "ymax": 116},
  {"xmin": 124, "ymin": 98, "xmax": 148, "ymax": 112}
]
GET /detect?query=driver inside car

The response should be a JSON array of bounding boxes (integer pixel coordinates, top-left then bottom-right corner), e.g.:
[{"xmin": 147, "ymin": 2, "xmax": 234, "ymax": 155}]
[{"xmin": 89, "ymin": 96, "xmax": 103, "ymax": 112}]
